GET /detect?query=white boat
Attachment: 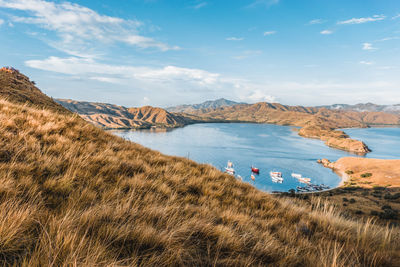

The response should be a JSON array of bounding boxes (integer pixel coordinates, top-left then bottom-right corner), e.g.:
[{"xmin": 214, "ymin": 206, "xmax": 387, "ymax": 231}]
[
  {"xmin": 224, "ymin": 161, "xmax": 235, "ymax": 175},
  {"xmin": 298, "ymin": 177, "xmax": 311, "ymax": 184},
  {"xmin": 270, "ymin": 171, "xmax": 283, "ymax": 183},
  {"xmin": 270, "ymin": 171, "xmax": 282, "ymax": 178},
  {"xmin": 291, "ymin": 173, "xmax": 302, "ymax": 179}
]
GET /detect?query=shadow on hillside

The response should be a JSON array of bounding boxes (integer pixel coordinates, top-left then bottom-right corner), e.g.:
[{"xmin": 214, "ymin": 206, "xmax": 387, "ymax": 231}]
[{"xmin": 278, "ymin": 186, "xmax": 400, "ymax": 226}]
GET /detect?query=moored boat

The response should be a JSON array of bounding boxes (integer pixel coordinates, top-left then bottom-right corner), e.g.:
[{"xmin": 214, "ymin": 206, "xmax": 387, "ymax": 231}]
[
  {"xmin": 224, "ymin": 160, "xmax": 235, "ymax": 175},
  {"xmin": 291, "ymin": 173, "xmax": 302, "ymax": 179},
  {"xmin": 298, "ymin": 177, "xmax": 311, "ymax": 184},
  {"xmin": 270, "ymin": 171, "xmax": 283, "ymax": 183},
  {"xmin": 251, "ymin": 166, "xmax": 260, "ymax": 174}
]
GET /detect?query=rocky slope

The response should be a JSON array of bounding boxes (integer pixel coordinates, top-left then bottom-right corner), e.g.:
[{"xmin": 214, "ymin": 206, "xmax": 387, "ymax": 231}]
[
  {"xmin": 0, "ymin": 67, "xmax": 69, "ymax": 114},
  {"xmin": 56, "ymin": 99, "xmax": 196, "ymax": 129}
]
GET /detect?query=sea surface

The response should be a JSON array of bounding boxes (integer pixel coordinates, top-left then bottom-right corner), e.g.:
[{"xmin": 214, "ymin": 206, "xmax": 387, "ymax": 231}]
[{"xmin": 112, "ymin": 124, "xmax": 400, "ymax": 192}]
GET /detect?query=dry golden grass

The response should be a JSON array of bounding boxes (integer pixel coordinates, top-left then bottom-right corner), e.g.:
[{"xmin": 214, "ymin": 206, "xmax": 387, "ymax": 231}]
[{"xmin": 0, "ymin": 98, "xmax": 399, "ymax": 266}]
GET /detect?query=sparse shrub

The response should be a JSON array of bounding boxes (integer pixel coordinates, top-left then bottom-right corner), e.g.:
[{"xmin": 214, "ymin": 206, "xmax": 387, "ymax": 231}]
[
  {"xmin": 345, "ymin": 170, "xmax": 354, "ymax": 175},
  {"xmin": 361, "ymin": 172, "xmax": 372, "ymax": 178},
  {"xmin": 384, "ymin": 193, "xmax": 400, "ymax": 200},
  {"xmin": 371, "ymin": 210, "xmax": 379, "ymax": 216},
  {"xmin": 349, "ymin": 198, "xmax": 356, "ymax": 204},
  {"xmin": 355, "ymin": 210, "xmax": 363, "ymax": 215},
  {"xmin": 379, "ymin": 209, "xmax": 398, "ymax": 220},
  {"xmin": 382, "ymin": 205, "xmax": 392, "ymax": 210},
  {"xmin": 342, "ymin": 197, "xmax": 349, "ymax": 202}
]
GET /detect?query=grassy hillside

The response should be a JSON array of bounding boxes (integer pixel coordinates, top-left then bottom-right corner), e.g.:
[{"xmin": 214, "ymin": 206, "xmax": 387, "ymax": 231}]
[
  {"xmin": 0, "ymin": 71, "xmax": 399, "ymax": 266},
  {"xmin": 0, "ymin": 68, "xmax": 69, "ymax": 114},
  {"xmin": 1, "ymin": 98, "xmax": 400, "ymax": 266}
]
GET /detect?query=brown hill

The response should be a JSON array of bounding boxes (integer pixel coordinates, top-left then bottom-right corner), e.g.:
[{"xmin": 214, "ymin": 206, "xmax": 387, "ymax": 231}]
[
  {"xmin": 56, "ymin": 99, "xmax": 195, "ymax": 129},
  {"xmin": 0, "ymin": 67, "xmax": 69, "ymax": 114},
  {"xmin": 0, "ymin": 73, "xmax": 399, "ymax": 266}
]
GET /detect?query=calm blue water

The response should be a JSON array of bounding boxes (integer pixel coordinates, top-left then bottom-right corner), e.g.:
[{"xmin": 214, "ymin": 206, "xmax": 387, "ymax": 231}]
[
  {"xmin": 112, "ymin": 124, "xmax": 400, "ymax": 192},
  {"xmin": 343, "ymin": 127, "xmax": 400, "ymax": 159}
]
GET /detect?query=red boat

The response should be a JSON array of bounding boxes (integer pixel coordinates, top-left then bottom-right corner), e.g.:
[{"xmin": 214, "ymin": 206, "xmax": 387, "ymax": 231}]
[{"xmin": 251, "ymin": 166, "xmax": 260, "ymax": 174}]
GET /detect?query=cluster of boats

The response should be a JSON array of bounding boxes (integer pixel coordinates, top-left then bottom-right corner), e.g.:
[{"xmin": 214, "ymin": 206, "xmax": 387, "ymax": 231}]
[
  {"xmin": 296, "ymin": 184, "xmax": 330, "ymax": 192},
  {"xmin": 224, "ymin": 161, "xmax": 331, "ymax": 192}
]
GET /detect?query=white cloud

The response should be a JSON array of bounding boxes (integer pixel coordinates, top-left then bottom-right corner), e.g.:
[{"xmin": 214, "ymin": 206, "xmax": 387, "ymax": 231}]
[
  {"xmin": 359, "ymin": 61, "xmax": 374, "ymax": 65},
  {"xmin": 376, "ymin": 36, "xmax": 400, "ymax": 42},
  {"xmin": 308, "ymin": 19, "xmax": 324, "ymax": 25},
  {"xmin": 362, "ymin": 42, "xmax": 377, "ymax": 50},
  {"xmin": 191, "ymin": 2, "xmax": 207, "ymax": 9},
  {"xmin": 338, "ymin": 15, "xmax": 385, "ymax": 25},
  {"xmin": 25, "ymin": 56, "xmax": 280, "ymax": 106},
  {"xmin": 124, "ymin": 35, "xmax": 180, "ymax": 51},
  {"xmin": 226, "ymin": 37, "xmax": 244, "ymax": 41},
  {"xmin": 25, "ymin": 56, "xmax": 220, "ymax": 85},
  {"xmin": 393, "ymin": 14, "xmax": 400, "ymax": 20},
  {"xmin": 0, "ymin": 18, "xmax": 4, "ymax": 25},
  {"xmin": 0, "ymin": 0, "xmax": 178, "ymax": 53},
  {"xmin": 263, "ymin": 31, "xmax": 276, "ymax": 36},
  {"xmin": 246, "ymin": 90, "xmax": 276, "ymax": 103},
  {"xmin": 320, "ymin": 30, "xmax": 333, "ymax": 35}
]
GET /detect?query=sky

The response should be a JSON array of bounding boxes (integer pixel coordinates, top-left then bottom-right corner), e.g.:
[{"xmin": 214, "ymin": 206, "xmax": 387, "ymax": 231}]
[{"xmin": 0, "ymin": 0, "xmax": 399, "ymax": 107}]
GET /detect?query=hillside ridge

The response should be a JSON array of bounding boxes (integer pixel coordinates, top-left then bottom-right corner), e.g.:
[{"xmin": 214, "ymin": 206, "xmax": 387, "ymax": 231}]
[
  {"xmin": 56, "ymin": 98, "xmax": 196, "ymax": 129},
  {"xmin": 0, "ymin": 67, "xmax": 69, "ymax": 114}
]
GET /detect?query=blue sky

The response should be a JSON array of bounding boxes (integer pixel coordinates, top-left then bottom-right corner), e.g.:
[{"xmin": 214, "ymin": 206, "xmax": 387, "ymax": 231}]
[{"xmin": 0, "ymin": 0, "xmax": 399, "ymax": 107}]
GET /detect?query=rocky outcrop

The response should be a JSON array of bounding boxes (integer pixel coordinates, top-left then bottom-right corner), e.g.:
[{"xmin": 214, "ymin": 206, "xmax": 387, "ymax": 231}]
[{"xmin": 299, "ymin": 125, "xmax": 371, "ymax": 154}]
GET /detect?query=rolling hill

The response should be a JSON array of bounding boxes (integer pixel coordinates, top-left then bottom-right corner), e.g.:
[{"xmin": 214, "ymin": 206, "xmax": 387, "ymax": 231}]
[
  {"xmin": 1, "ymin": 68, "xmax": 399, "ymax": 266},
  {"xmin": 55, "ymin": 99, "xmax": 197, "ymax": 129}
]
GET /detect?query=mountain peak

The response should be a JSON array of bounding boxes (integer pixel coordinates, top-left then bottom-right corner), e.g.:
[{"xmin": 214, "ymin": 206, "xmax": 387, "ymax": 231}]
[{"xmin": 166, "ymin": 98, "xmax": 245, "ymax": 113}]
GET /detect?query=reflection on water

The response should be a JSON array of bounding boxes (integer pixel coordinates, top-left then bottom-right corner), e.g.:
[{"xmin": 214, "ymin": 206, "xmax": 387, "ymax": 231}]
[{"xmin": 111, "ymin": 123, "xmax": 400, "ymax": 192}]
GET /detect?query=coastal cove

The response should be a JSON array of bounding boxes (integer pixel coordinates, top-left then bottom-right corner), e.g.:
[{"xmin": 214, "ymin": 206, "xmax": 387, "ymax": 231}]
[
  {"xmin": 112, "ymin": 124, "xmax": 400, "ymax": 192},
  {"xmin": 109, "ymin": 124, "xmax": 342, "ymax": 192}
]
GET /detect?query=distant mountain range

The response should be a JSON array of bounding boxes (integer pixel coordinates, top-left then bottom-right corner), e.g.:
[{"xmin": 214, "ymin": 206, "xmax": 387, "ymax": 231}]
[
  {"xmin": 166, "ymin": 98, "xmax": 245, "ymax": 113},
  {"xmin": 318, "ymin": 103, "xmax": 400, "ymax": 114}
]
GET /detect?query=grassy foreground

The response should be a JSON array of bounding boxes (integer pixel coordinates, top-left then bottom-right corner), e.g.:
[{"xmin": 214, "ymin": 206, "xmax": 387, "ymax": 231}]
[{"xmin": 1, "ymin": 99, "xmax": 400, "ymax": 266}]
